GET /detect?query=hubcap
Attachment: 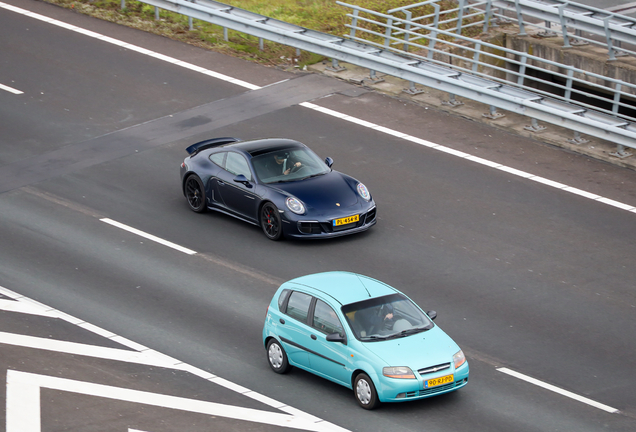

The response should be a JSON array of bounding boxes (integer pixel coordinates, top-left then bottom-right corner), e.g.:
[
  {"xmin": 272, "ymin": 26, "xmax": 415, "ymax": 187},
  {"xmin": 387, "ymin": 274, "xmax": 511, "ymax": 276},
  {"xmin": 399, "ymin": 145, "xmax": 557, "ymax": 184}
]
[
  {"xmin": 356, "ymin": 378, "xmax": 372, "ymax": 405},
  {"xmin": 268, "ymin": 343, "xmax": 283, "ymax": 369}
]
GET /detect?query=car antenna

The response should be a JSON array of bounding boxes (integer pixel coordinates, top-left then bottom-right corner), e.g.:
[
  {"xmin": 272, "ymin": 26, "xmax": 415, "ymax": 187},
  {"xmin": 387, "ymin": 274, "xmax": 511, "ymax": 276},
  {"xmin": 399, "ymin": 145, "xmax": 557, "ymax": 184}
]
[{"xmin": 355, "ymin": 274, "xmax": 372, "ymax": 298}]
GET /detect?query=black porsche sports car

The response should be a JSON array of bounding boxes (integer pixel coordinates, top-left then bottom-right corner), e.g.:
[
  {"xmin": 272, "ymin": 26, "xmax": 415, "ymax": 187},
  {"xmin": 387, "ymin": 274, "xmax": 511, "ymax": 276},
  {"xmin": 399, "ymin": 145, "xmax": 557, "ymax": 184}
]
[{"xmin": 179, "ymin": 137, "xmax": 377, "ymax": 240}]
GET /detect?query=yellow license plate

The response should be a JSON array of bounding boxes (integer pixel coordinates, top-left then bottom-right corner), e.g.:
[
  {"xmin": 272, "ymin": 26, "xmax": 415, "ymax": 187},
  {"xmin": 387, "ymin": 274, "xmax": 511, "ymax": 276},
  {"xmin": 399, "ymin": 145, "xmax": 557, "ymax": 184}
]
[
  {"xmin": 424, "ymin": 374, "xmax": 454, "ymax": 389},
  {"xmin": 333, "ymin": 215, "xmax": 359, "ymax": 226}
]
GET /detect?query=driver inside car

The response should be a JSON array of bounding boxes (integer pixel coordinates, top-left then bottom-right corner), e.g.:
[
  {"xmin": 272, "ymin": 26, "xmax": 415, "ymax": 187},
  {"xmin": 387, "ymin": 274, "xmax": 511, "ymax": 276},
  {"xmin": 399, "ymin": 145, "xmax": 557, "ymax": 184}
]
[{"xmin": 274, "ymin": 153, "xmax": 302, "ymax": 175}]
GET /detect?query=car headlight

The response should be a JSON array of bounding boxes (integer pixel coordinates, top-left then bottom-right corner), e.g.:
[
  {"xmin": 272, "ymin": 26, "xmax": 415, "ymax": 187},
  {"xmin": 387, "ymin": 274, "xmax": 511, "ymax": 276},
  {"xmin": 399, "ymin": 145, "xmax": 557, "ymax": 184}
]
[
  {"xmin": 357, "ymin": 183, "xmax": 371, "ymax": 201},
  {"xmin": 383, "ymin": 366, "xmax": 416, "ymax": 379},
  {"xmin": 286, "ymin": 197, "xmax": 305, "ymax": 215},
  {"xmin": 453, "ymin": 350, "xmax": 466, "ymax": 369}
]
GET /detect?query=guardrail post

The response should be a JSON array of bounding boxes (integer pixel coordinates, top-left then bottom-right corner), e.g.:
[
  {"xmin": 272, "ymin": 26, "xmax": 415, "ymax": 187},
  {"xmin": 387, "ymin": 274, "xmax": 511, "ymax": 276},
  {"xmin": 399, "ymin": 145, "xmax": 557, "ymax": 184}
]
[
  {"xmin": 568, "ymin": 131, "xmax": 589, "ymax": 145},
  {"xmin": 456, "ymin": 0, "xmax": 466, "ymax": 36},
  {"xmin": 483, "ymin": 105, "xmax": 505, "ymax": 119},
  {"xmin": 564, "ymin": 69, "xmax": 574, "ymax": 102},
  {"xmin": 403, "ymin": 81, "xmax": 424, "ymax": 95},
  {"xmin": 155, "ymin": 6, "xmax": 159, "ymax": 20},
  {"xmin": 610, "ymin": 144, "xmax": 633, "ymax": 159},
  {"xmin": 442, "ymin": 93, "xmax": 464, "ymax": 107},
  {"xmin": 483, "ymin": 0, "xmax": 493, "ymax": 32},
  {"xmin": 120, "ymin": 0, "xmax": 125, "ymax": 10},
  {"xmin": 403, "ymin": 10, "xmax": 412, "ymax": 52},
  {"xmin": 224, "ymin": 27, "xmax": 228, "ymax": 41},
  {"xmin": 326, "ymin": 59, "xmax": 346, "ymax": 72},
  {"xmin": 524, "ymin": 118, "xmax": 546, "ymax": 132},
  {"xmin": 515, "ymin": 0, "xmax": 527, "ymax": 36},
  {"xmin": 612, "ymin": 83, "xmax": 622, "ymax": 116},
  {"xmin": 349, "ymin": 9, "xmax": 359, "ymax": 39}
]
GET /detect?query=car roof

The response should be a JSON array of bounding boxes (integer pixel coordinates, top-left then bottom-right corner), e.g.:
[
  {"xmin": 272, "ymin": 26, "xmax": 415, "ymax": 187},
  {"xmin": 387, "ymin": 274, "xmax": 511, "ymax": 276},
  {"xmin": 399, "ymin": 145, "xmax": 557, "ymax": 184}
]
[
  {"xmin": 221, "ymin": 138, "xmax": 307, "ymax": 157},
  {"xmin": 284, "ymin": 271, "xmax": 398, "ymax": 306}
]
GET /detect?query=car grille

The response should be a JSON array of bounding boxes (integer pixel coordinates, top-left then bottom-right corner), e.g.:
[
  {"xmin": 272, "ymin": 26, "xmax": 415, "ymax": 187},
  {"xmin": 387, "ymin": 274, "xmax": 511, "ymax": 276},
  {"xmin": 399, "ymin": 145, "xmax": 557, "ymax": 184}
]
[
  {"xmin": 404, "ymin": 382, "xmax": 457, "ymax": 398},
  {"xmin": 297, "ymin": 207, "xmax": 376, "ymax": 235},
  {"xmin": 418, "ymin": 362, "xmax": 451, "ymax": 376}
]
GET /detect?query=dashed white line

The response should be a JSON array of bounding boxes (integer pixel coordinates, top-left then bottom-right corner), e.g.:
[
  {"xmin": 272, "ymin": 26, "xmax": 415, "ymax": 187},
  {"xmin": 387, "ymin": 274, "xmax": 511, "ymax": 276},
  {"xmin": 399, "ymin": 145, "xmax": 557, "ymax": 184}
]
[
  {"xmin": 100, "ymin": 217, "xmax": 197, "ymax": 255},
  {"xmin": 498, "ymin": 367, "xmax": 619, "ymax": 414},
  {"xmin": 0, "ymin": 82, "xmax": 23, "ymax": 94}
]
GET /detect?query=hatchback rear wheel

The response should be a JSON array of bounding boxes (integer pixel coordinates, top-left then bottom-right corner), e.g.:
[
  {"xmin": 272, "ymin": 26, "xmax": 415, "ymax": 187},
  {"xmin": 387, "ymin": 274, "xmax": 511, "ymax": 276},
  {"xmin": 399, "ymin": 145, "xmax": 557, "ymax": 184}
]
[{"xmin": 267, "ymin": 339, "xmax": 291, "ymax": 374}]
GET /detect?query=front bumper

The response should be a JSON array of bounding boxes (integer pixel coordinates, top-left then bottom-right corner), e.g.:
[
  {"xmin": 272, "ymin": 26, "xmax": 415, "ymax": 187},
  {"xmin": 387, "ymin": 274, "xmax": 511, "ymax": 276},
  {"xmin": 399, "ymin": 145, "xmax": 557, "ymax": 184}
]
[
  {"xmin": 283, "ymin": 205, "xmax": 377, "ymax": 239},
  {"xmin": 377, "ymin": 361, "xmax": 470, "ymax": 403}
]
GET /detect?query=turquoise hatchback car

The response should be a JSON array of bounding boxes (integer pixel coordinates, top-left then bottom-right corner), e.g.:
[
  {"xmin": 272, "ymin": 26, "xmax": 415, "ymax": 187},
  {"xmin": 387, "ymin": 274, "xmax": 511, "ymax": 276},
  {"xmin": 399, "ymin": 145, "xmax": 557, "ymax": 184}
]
[{"xmin": 262, "ymin": 272, "xmax": 469, "ymax": 409}]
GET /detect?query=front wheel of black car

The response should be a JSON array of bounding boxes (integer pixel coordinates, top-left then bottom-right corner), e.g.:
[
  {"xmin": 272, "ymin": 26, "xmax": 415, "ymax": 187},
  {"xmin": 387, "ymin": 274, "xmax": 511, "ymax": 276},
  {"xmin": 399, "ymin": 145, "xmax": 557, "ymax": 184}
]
[
  {"xmin": 260, "ymin": 202, "xmax": 283, "ymax": 240},
  {"xmin": 185, "ymin": 175, "xmax": 207, "ymax": 213}
]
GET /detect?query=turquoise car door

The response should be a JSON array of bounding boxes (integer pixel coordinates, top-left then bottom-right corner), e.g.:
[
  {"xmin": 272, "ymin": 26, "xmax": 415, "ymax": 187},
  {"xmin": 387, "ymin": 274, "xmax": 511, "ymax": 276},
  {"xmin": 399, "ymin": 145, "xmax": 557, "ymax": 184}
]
[
  {"xmin": 278, "ymin": 290, "xmax": 313, "ymax": 368},
  {"xmin": 305, "ymin": 299, "xmax": 352, "ymax": 386}
]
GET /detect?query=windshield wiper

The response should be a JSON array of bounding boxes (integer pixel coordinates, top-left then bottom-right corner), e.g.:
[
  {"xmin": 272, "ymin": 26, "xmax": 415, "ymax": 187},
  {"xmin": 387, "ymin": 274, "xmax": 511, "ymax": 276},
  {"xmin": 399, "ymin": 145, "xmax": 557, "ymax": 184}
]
[
  {"xmin": 359, "ymin": 334, "xmax": 390, "ymax": 341},
  {"xmin": 386, "ymin": 326, "xmax": 431, "ymax": 339},
  {"xmin": 299, "ymin": 172, "xmax": 326, "ymax": 181}
]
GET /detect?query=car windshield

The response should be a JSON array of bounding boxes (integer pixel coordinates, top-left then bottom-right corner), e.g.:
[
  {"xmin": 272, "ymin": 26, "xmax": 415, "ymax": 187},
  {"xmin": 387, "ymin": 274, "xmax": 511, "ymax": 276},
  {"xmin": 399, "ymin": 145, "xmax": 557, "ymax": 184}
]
[
  {"xmin": 251, "ymin": 147, "xmax": 330, "ymax": 184},
  {"xmin": 341, "ymin": 293, "xmax": 434, "ymax": 342}
]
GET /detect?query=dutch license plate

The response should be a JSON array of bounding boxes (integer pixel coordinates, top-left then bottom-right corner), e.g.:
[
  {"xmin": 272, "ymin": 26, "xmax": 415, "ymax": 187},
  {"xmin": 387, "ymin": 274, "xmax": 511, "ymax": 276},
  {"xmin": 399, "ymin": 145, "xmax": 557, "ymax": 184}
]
[
  {"xmin": 424, "ymin": 374, "xmax": 454, "ymax": 389},
  {"xmin": 333, "ymin": 215, "xmax": 359, "ymax": 226}
]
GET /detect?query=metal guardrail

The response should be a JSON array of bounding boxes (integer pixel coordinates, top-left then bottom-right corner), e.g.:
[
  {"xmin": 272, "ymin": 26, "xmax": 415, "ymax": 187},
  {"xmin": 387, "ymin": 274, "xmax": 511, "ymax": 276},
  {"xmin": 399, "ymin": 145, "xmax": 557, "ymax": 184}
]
[
  {"xmin": 386, "ymin": 0, "xmax": 636, "ymax": 60},
  {"xmin": 125, "ymin": 0, "xmax": 636, "ymax": 154}
]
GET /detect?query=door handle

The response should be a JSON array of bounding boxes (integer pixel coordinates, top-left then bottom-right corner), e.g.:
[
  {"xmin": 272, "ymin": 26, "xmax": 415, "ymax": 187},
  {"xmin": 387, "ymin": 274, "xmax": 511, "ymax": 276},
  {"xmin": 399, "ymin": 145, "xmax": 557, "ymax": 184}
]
[
  {"xmin": 279, "ymin": 318, "xmax": 285, "ymax": 324},
  {"xmin": 217, "ymin": 180, "xmax": 225, "ymax": 186},
  {"xmin": 311, "ymin": 334, "xmax": 317, "ymax": 340}
]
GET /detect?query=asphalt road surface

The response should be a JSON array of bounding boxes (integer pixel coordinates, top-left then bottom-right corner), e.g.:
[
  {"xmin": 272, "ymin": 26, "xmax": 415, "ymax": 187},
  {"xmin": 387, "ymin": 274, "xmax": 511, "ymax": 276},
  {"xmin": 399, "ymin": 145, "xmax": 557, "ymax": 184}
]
[{"xmin": 1, "ymin": 0, "xmax": 636, "ymax": 431}]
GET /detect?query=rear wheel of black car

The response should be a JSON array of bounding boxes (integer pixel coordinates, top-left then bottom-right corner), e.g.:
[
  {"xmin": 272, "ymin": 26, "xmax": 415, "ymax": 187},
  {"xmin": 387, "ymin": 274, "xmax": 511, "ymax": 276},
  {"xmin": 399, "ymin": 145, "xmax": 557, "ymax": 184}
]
[
  {"xmin": 354, "ymin": 373, "xmax": 380, "ymax": 410},
  {"xmin": 185, "ymin": 175, "xmax": 207, "ymax": 213},
  {"xmin": 266, "ymin": 339, "xmax": 291, "ymax": 374},
  {"xmin": 260, "ymin": 202, "xmax": 282, "ymax": 240}
]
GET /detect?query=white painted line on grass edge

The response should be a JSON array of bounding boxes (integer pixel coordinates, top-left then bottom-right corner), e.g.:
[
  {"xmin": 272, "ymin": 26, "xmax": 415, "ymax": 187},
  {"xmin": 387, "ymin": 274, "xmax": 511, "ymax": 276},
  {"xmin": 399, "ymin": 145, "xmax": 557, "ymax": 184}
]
[
  {"xmin": 497, "ymin": 367, "xmax": 619, "ymax": 414},
  {"xmin": 100, "ymin": 218, "xmax": 197, "ymax": 255}
]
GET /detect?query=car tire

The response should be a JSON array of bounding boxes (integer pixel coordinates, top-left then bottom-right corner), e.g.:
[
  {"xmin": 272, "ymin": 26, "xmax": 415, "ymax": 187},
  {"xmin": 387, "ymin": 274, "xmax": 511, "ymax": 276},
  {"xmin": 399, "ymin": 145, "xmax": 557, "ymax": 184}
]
[
  {"xmin": 260, "ymin": 202, "xmax": 283, "ymax": 240},
  {"xmin": 354, "ymin": 373, "xmax": 380, "ymax": 410},
  {"xmin": 266, "ymin": 339, "xmax": 291, "ymax": 374},
  {"xmin": 185, "ymin": 175, "xmax": 207, "ymax": 213}
]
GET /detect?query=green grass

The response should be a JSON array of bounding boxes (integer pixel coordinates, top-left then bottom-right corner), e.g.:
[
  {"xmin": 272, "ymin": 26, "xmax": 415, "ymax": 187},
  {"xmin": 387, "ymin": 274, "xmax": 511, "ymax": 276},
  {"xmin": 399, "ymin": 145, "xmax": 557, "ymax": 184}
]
[{"xmin": 45, "ymin": 0, "xmax": 478, "ymax": 67}]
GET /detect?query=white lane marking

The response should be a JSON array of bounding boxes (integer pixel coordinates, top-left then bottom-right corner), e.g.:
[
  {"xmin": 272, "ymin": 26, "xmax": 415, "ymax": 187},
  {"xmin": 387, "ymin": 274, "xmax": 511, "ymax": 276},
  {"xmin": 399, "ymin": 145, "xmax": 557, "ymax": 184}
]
[
  {"xmin": 0, "ymin": 2, "xmax": 261, "ymax": 91},
  {"xmin": 497, "ymin": 367, "xmax": 619, "ymax": 414},
  {"xmin": 7, "ymin": 370, "xmax": 343, "ymax": 432},
  {"xmin": 0, "ymin": 332, "xmax": 179, "ymax": 368},
  {"xmin": 3, "ymin": 1, "xmax": 635, "ymax": 216},
  {"xmin": 100, "ymin": 218, "xmax": 197, "ymax": 255},
  {"xmin": 0, "ymin": 284, "xmax": 346, "ymax": 430},
  {"xmin": 0, "ymin": 82, "xmax": 23, "ymax": 94},
  {"xmin": 299, "ymin": 102, "xmax": 636, "ymax": 215}
]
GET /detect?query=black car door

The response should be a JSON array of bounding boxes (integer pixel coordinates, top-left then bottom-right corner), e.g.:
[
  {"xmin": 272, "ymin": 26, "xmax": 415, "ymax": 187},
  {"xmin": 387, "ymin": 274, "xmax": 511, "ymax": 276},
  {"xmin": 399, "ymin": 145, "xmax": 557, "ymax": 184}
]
[{"xmin": 216, "ymin": 152, "xmax": 260, "ymax": 221}]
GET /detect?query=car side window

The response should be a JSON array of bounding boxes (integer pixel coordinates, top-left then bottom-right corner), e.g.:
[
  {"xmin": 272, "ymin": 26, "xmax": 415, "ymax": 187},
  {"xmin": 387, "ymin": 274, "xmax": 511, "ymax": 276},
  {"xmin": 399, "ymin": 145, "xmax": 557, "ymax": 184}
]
[
  {"xmin": 313, "ymin": 299, "xmax": 344, "ymax": 335},
  {"xmin": 278, "ymin": 289, "xmax": 291, "ymax": 312},
  {"xmin": 286, "ymin": 291, "xmax": 312, "ymax": 323},
  {"xmin": 209, "ymin": 152, "xmax": 225, "ymax": 167},
  {"xmin": 225, "ymin": 152, "xmax": 252, "ymax": 180}
]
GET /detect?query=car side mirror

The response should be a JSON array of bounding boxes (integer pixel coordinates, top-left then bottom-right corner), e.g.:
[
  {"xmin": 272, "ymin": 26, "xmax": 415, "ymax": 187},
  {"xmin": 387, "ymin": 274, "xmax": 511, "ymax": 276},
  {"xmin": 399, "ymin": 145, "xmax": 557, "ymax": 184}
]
[
  {"xmin": 233, "ymin": 174, "xmax": 252, "ymax": 187},
  {"xmin": 326, "ymin": 332, "xmax": 346, "ymax": 344},
  {"xmin": 426, "ymin": 310, "xmax": 437, "ymax": 321},
  {"xmin": 324, "ymin": 157, "xmax": 334, "ymax": 168}
]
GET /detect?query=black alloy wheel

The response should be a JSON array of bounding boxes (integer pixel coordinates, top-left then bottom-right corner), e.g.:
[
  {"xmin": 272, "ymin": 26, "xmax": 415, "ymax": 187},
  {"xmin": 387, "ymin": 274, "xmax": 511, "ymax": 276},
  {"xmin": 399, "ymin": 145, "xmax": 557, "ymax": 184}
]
[
  {"xmin": 260, "ymin": 202, "xmax": 282, "ymax": 240},
  {"xmin": 185, "ymin": 175, "xmax": 207, "ymax": 213}
]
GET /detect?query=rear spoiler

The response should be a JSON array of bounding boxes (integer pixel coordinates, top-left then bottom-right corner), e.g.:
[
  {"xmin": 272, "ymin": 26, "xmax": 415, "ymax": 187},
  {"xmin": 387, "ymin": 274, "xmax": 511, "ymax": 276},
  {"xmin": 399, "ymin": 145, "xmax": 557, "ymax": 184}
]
[{"xmin": 186, "ymin": 137, "xmax": 240, "ymax": 155}]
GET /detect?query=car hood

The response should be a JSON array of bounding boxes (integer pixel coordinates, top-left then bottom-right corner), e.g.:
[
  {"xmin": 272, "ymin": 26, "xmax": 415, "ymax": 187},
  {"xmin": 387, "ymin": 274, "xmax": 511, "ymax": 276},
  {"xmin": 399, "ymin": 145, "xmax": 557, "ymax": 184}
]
[
  {"xmin": 360, "ymin": 326, "xmax": 460, "ymax": 370},
  {"xmin": 271, "ymin": 171, "xmax": 359, "ymax": 209}
]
